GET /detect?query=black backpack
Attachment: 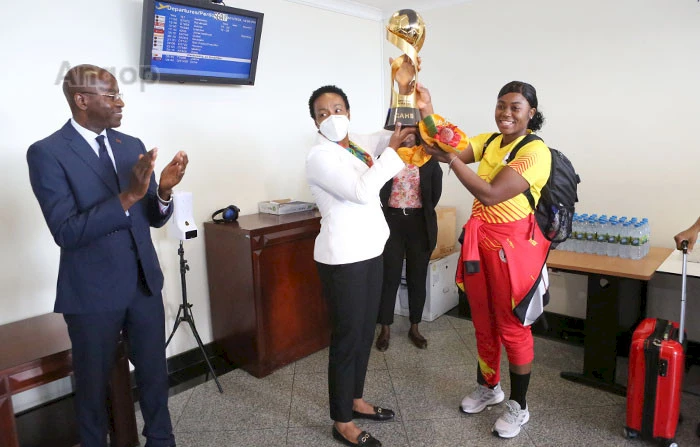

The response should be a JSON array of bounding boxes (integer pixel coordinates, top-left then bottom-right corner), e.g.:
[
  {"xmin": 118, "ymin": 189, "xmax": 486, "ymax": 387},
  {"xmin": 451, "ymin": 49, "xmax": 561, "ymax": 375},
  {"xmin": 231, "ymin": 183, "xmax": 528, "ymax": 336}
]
[{"xmin": 483, "ymin": 133, "xmax": 580, "ymax": 248}]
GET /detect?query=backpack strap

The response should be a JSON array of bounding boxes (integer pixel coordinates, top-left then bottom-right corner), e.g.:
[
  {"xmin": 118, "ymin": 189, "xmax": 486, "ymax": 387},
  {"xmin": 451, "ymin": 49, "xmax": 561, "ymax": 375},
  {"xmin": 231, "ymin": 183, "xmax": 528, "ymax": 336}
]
[
  {"xmin": 507, "ymin": 133, "xmax": 543, "ymax": 161},
  {"xmin": 481, "ymin": 132, "xmax": 501, "ymax": 158},
  {"xmin": 482, "ymin": 132, "xmax": 544, "ymax": 211},
  {"xmin": 483, "ymin": 132, "xmax": 542, "ymax": 162},
  {"xmin": 507, "ymin": 134, "xmax": 544, "ymax": 211}
]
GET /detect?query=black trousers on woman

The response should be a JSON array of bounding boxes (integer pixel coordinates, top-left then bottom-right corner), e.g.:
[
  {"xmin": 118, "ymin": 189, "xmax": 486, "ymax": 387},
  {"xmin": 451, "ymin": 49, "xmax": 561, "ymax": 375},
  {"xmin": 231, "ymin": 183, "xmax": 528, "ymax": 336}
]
[
  {"xmin": 316, "ymin": 255, "xmax": 383, "ymax": 422},
  {"xmin": 378, "ymin": 209, "xmax": 432, "ymax": 325}
]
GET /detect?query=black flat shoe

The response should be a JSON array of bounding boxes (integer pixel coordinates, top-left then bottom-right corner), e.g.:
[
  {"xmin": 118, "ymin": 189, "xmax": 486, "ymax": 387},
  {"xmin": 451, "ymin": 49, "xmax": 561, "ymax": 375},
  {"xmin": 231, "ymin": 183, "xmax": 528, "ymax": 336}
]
[
  {"xmin": 352, "ymin": 406, "xmax": 395, "ymax": 421},
  {"xmin": 332, "ymin": 426, "xmax": 382, "ymax": 446},
  {"xmin": 408, "ymin": 329, "xmax": 427, "ymax": 349},
  {"xmin": 375, "ymin": 330, "xmax": 390, "ymax": 352}
]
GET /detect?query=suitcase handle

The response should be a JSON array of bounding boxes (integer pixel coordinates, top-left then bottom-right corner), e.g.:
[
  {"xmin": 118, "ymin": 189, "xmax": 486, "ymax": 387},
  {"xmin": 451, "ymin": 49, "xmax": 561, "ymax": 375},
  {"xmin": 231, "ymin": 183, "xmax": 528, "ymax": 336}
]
[
  {"xmin": 680, "ymin": 240, "xmax": 688, "ymax": 344},
  {"xmin": 662, "ymin": 321, "xmax": 675, "ymax": 342}
]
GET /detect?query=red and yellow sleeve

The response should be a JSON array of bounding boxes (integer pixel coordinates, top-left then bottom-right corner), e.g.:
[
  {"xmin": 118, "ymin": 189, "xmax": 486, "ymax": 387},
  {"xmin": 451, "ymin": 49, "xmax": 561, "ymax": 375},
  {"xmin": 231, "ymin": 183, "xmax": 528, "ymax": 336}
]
[{"xmin": 507, "ymin": 141, "xmax": 550, "ymax": 189}]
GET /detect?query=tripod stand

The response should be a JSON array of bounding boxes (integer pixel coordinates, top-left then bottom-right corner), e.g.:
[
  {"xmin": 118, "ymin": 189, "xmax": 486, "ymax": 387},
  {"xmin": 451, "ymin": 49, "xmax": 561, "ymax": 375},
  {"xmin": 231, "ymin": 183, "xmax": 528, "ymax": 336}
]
[{"xmin": 165, "ymin": 241, "xmax": 223, "ymax": 393}]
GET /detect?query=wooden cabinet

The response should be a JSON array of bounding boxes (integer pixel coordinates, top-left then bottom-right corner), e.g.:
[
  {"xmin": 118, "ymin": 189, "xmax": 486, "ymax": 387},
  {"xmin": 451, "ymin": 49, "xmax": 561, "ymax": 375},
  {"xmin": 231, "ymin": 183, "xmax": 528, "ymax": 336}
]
[{"xmin": 204, "ymin": 211, "xmax": 330, "ymax": 378}]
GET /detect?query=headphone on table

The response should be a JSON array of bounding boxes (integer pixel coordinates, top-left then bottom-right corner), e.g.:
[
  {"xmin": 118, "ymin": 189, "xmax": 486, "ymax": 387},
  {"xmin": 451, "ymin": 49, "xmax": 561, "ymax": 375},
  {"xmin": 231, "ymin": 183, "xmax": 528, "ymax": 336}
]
[{"xmin": 212, "ymin": 205, "xmax": 240, "ymax": 223}]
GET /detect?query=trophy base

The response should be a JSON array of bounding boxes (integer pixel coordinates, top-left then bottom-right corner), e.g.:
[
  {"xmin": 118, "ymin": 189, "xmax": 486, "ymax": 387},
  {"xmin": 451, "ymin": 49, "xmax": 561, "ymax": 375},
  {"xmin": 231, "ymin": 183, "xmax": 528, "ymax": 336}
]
[{"xmin": 384, "ymin": 107, "xmax": 420, "ymax": 130}]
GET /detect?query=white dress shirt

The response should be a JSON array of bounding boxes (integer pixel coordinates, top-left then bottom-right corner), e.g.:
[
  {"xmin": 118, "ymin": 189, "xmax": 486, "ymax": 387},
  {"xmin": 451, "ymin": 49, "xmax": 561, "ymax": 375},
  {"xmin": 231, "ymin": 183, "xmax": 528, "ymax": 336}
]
[
  {"xmin": 306, "ymin": 131, "xmax": 404, "ymax": 265},
  {"xmin": 71, "ymin": 118, "xmax": 117, "ymax": 167}
]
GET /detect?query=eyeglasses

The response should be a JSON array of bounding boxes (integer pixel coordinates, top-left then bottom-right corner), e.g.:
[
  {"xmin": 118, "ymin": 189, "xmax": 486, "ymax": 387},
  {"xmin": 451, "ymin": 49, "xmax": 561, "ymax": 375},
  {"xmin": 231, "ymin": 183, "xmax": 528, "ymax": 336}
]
[{"xmin": 79, "ymin": 92, "xmax": 124, "ymax": 101}]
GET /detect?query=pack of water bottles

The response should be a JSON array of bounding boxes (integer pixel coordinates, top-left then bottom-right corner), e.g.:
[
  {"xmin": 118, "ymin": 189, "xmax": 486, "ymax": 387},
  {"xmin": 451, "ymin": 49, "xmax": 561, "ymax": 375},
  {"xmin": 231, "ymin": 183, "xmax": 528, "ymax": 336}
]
[{"xmin": 555, "ymin": 214, "xmax": 650, "ymax": 260}]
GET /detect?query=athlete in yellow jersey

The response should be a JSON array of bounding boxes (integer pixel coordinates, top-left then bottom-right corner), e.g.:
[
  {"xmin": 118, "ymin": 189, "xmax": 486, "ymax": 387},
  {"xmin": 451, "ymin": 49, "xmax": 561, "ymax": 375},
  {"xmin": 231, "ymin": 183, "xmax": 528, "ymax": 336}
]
[{"xmin": 421, "ymin": 81, "xmax": 551, "ymax": 439}]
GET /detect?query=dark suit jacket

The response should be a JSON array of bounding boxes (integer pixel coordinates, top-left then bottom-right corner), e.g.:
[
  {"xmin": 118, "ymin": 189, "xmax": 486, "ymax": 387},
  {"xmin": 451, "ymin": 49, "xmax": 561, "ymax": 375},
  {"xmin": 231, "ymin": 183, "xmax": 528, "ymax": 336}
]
[
  {"xmin": 380, "ymin": 156, "xmax": 443, "ymax": 250},
  {"xmin": 27, "ymin": 120, "xmax": 172, "ymax": 314}
]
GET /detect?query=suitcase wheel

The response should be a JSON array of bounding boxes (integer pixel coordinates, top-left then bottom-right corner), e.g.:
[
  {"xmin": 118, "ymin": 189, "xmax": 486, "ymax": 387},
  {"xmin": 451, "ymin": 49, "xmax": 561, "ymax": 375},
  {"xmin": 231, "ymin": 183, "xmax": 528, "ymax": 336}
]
[{"xmin": 623, "ymin": 427, "xmax": 638, "ymax": 439}]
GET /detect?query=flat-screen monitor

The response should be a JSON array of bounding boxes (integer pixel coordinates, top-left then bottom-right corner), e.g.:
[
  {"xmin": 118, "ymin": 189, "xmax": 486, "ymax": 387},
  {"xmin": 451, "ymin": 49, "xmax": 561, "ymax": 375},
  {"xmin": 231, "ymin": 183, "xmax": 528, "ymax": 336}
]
[{"xmin": 139, "ymin": 0, "xmax": 264, "ymax": 85}]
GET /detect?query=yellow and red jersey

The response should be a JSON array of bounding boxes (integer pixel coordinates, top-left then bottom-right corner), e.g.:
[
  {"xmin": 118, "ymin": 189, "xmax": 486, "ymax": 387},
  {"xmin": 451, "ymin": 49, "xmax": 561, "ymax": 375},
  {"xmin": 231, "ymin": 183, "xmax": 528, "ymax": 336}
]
[{"xmin": 469, "ymin": 132, "xmax": 551, "ymax": 224}]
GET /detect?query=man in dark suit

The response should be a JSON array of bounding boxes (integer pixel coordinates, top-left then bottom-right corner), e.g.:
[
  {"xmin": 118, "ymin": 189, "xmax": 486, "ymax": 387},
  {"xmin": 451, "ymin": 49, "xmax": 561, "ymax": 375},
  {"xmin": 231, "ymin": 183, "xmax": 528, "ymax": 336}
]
[{"xmin": 27, "ymin": 64, "xmax": 188, "ymax": 447}]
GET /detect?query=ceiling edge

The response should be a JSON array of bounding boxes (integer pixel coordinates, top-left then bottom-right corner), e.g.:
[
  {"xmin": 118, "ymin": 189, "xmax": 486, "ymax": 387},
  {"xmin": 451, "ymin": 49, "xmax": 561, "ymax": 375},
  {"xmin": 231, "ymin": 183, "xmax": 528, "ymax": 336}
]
[{"xmin": 283, "ymin": 0, "xmax": 384, "ymax": 21}]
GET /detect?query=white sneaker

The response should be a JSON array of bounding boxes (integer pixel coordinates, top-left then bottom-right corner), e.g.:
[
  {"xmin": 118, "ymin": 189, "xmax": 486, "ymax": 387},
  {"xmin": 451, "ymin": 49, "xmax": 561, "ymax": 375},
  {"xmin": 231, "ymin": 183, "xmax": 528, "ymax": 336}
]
[
  {"xmin": 492, "ymin": 400, "xmax": 530, "ymax": 438},
  {"xmin": 459, "ymin": 383, "xmax": 505, "ymax": 414}
]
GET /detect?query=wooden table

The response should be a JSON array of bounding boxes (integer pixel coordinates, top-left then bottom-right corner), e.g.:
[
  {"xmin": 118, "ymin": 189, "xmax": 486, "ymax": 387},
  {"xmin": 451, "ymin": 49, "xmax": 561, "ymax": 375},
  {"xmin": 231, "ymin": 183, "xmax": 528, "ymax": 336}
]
[
  {"xmin": 0, "ymin": 313, "xmax": 138, "ymax": 447},
  {"xmin": 547, "ymin": 246, "xmax": 673, "ymax": 395}
]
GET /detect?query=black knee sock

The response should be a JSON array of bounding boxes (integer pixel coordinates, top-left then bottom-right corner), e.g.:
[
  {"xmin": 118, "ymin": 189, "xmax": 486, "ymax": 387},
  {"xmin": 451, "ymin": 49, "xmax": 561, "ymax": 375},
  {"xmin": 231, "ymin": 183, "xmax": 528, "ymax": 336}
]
[{"xmin": 509, "ymin": 371, "xmax": 531, "ymax": 409}]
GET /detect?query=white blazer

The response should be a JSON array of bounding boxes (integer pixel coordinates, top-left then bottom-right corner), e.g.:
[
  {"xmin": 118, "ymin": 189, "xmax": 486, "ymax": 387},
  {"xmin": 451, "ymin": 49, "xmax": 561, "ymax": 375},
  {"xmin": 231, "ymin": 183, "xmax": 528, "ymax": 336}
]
[{"xmin": 306, "ymin": 132, "xmax": 404, "ymax": 265}]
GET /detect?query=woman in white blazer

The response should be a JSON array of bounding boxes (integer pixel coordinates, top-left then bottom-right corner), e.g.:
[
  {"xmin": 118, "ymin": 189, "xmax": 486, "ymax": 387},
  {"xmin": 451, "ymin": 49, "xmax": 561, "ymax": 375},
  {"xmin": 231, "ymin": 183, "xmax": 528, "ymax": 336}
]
[{"xmin": 306, "ymin": 85, "xmax": 413, "ymax": 447}]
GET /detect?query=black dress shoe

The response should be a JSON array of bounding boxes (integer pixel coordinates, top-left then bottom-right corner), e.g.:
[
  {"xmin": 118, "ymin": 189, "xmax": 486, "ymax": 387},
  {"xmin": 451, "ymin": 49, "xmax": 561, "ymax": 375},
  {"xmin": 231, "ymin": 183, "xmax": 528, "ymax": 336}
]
[
  {"xmin": 352, "ymin": 406, "xmax": 395, "ymax": 421},
  {"xmin": 408, "ymin": 329, "xmax": 427, "ymax": 349},
  {"xmin": 332, "ymin": 426, "xmax": 382, "ymax": 446}
]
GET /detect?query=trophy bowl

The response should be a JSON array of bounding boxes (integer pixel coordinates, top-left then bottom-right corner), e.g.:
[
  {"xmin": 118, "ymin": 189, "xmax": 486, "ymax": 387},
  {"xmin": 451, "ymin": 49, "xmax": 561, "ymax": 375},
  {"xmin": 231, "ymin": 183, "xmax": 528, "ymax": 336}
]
[{"xmin": 387, "ymin": 9, "xmax": 425, "ymax": 52}]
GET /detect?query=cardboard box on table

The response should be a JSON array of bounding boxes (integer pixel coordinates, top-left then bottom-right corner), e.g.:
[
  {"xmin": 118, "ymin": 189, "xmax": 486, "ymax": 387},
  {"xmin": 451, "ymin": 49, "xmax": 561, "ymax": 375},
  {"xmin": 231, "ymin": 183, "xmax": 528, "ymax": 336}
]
[{"xmin": 431, "ymin": 206, "xmax": 457, "ymax": 260}]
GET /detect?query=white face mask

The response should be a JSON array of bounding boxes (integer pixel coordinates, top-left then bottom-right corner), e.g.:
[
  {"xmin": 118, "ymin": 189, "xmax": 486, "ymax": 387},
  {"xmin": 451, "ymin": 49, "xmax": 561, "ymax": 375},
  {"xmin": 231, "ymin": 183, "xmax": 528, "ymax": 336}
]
[{"xmin": 318, "ymin": 114, "xmax": 350, "ymax": 142}]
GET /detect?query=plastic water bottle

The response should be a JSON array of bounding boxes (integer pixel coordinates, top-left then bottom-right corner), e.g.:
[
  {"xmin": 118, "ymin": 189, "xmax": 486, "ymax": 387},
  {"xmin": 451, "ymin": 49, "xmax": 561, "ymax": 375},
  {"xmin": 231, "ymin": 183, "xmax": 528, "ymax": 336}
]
[
  {"xmin": 559, "ymin": 223, "xmax": 572, "ymax": 251},
  {"xmin": 572, "ymin": 217, "xmax": 582, "ymax": 253},
  {"xmin": 581, "ymin": 217, "xmax": 590, "ymax": 253},
  {"xmin": 596, "ymin": 218, "xmax": 608, "ymax": 255},
  {"xmin": 626, "ymin": 222, "xmax": 636, "ymax": 259},
  {"xmin": 569, "ymin": 217, "xmax": 578, "ymax": 252},
  {"xmin": 572, "ymin": 217, "xmax": 582, "ymax": 252},
  {"xmin": 619, "ymin": 222, "xmax": 632, "ymax": 259},
  {"xmin": 606, "ymin": 221, "xmax": 619, "ymax": 257},
  {"xmin": 584, "ymin": 217, "xmax": 596, "ymax": 254},
  {"xmin": 600, "ymin": 220, "xmax": 612, "ymax": 256},
  {"xmin": 630, "ymin": 223, "xmax": 643, "ymax": 260},
  {"xmin": 641, "ymin": 218, "xmax": 650, "ymax": 257},
  {"xmin": 591, "ymin": 218, "xmax": 600, "ymax": 255},
  {"xmin": 580, "ymin": 217, "xmax": 589, "ymax": 253}
]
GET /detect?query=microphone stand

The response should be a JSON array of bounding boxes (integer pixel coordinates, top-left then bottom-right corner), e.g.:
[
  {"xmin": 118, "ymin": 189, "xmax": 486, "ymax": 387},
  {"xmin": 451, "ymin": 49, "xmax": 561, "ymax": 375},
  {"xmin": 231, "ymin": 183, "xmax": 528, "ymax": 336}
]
[{"xmin": 165, "ymin": 241, "xmax": 223, "ymax": 393}]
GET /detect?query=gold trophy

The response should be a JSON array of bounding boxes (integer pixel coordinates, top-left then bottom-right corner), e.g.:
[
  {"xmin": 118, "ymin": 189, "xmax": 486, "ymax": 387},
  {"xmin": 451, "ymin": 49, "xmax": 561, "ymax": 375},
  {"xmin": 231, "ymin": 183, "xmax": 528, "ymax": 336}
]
[{"xmin": 384, "ymin": 9, "xmax": 425, "ymax": 130}]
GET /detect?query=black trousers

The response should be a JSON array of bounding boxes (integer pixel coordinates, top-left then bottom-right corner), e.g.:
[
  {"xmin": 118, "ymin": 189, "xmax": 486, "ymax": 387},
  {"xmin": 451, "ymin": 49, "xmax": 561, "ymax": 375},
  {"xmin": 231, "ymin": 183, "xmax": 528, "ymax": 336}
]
[
  {"xmin": 378, "ymin": 210, "xmax": 431, "ymax": 325},
  {"xmin": 316, "ymin": 255, "xmax": 383, "ymax": 422},
  {"xmin": 64, "ymin": 271, "xmax": 174, "ymax": 447}
]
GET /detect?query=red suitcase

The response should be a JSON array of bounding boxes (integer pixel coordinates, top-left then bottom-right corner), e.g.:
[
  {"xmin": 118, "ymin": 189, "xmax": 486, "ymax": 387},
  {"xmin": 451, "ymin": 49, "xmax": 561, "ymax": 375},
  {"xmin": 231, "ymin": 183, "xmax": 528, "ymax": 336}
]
[{"xmin": 624, "ymin": 241, "xmax": 688, "ymax": 447}]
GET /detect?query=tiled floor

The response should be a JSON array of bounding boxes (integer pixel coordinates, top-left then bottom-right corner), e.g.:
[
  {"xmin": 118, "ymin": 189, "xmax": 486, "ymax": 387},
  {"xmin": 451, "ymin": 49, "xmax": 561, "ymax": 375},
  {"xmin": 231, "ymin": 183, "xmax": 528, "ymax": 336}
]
[{"xmin": 136, "ymin": 315, "xmax": 700, "ymax": 446}]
